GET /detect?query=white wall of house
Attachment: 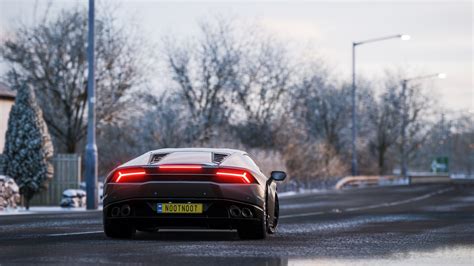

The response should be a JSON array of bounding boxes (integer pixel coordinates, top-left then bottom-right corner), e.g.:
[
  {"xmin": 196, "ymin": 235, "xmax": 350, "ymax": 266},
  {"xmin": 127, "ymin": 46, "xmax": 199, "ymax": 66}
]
[{"xmin": 0, "ymin": 99, "xmax": 14, "ymax": 152}]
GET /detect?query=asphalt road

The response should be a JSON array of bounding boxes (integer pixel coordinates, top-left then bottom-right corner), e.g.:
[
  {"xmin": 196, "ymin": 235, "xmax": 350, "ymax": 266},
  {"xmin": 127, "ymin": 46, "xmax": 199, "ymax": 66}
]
[{"xmin": 1, "ymin": 184, "xmax": 474, "ymax": 265}]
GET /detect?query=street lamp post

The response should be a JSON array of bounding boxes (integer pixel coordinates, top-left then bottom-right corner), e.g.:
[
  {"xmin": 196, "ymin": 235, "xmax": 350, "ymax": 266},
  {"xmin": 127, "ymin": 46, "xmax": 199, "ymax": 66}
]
[
  {"xmin": 86, "ymin": 0, "xmax": 98, "ymax": 210},
  {"xmin": 400, "ymin": 73, "xmax": 446, "ymax": 182},
  {"xmin": 351, "ymin": 34, "xmax": 410, "ymax": 176}
]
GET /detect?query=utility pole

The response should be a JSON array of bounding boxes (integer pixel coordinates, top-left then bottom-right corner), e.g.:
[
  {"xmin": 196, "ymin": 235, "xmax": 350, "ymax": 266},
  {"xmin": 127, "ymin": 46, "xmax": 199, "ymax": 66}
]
[
  {"xmin": 400, "ymin": 80, "xmax": 408, "ymax": 181},
  {"xmin": 351, "ymin": 43, "xmax": 357, "ymax": 176},
  {"xmin": 86, "ymin": 0, "xmax": 98, "ymax": 209}
]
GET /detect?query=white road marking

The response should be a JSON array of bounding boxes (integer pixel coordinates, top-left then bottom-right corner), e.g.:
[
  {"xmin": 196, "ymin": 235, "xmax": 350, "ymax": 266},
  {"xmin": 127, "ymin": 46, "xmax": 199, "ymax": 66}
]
[
  {"xmin": 47, "ymin": 230, "xmax": 103, "ymax": 237},
  {"xmin": 280, "ymin": 187, "xmax": 455, "ymax": 219},
  {"xmin": 280, "ymin": 210, "xmax": 327, "ymax": 219},
  {"xmin": 280, "ymin": 201, "xmax": 327, "ymax": 210},
  {"xmin": 46, "ymin": 229, "xmax": 236, "ymax": 237}
]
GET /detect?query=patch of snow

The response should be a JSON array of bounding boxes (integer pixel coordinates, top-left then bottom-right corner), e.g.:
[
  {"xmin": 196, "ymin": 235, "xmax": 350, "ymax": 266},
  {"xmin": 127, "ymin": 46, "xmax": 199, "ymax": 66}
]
[
  {"xmin": 451, "ymin": 174, "xmax": 474, "ymax": 180},
  {"xmin": 278, "ymin": 188, "xmax": 328, "ymax": 198},
  {"xmin": 0, "ymin": 205, "xmax": 102, "ymax": 216}
]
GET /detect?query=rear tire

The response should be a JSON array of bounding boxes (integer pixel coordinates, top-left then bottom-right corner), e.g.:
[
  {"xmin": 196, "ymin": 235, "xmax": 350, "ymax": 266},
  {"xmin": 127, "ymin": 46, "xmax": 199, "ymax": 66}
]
[
  {"xmin": 104, "ymin": 219, "xmax": 135, "ymax": 239},
  {"xmin": 267, "ymin": 195, "xmax": 279, "ymax": 234}
]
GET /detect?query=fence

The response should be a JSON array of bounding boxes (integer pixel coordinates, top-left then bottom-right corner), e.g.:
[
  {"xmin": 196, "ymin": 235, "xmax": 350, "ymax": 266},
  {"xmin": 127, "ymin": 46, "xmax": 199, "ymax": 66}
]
[{"xmin": 30, "ymin": 154, "xmax": 81, "ymax": 206}]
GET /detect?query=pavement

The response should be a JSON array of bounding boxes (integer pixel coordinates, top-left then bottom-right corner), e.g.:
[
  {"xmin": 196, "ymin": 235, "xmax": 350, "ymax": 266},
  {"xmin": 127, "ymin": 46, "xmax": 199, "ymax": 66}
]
[
  {"xmin": 0, "ymin": 206, "xmax": 91, "ymax": 215},
  {"xmin": 1, "ymin": 184, "xmax": 474, "ymax": 265}
]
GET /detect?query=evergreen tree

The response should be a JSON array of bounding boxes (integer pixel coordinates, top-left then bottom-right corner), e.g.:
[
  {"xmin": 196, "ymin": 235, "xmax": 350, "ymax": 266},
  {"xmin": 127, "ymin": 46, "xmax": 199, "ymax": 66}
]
[{"xmin": 2, "ymin": 84, "xmax": 54, "ymax": 210}]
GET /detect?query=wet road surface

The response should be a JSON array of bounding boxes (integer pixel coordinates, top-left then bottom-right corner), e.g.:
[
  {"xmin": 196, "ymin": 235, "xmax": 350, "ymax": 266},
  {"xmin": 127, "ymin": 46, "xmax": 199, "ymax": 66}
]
[{"xmin": 1, "ymin": 184, "xmax": 474, "ymax": 265}]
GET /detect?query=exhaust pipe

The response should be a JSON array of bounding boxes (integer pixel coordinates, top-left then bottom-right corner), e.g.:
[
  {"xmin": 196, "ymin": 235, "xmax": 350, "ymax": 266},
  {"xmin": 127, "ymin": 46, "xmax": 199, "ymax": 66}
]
[
  {"xmin": 241, "ymin": 208, "xmax": 253, "ymax": 218},
  {"xmin": 111, "ymin": 207, "xmax": 120, "ymax": 217},
  {"xmin": 121, "ymin": 204, "xmax": 131, "ymax": 217},
  {"xmin": 229, "ymin": 205, "xmax": 241, "ymax": 217}
]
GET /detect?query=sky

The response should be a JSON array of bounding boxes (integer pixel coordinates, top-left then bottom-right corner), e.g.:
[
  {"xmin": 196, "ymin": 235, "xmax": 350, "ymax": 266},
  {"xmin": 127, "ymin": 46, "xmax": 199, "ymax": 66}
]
[{"xmin": 0, "ymin": 0, "xmax": 472, "ymax": 113}]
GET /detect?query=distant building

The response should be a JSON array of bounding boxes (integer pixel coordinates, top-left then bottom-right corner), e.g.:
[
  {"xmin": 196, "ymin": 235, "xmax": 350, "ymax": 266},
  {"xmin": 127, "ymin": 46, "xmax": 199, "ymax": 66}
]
[{"xmin": 0, "ymin": 82, "xmax": 16, "ymax": 153}]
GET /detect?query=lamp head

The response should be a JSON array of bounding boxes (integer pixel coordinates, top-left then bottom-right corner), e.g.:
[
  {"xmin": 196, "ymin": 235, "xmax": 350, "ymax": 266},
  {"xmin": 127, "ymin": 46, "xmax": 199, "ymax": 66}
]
[
  {"xmin": 400, "ymin": 34, "xmax": 411, "ymax": 41},
  {"xmin": 437, "ymin": 73, "xmax": 447, "ymax": 79}
]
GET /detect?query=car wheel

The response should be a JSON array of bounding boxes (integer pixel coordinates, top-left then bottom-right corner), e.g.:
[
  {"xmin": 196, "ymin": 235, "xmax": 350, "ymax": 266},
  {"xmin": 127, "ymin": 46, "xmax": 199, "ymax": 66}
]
[
  {"xmin": 104, "ymin": 219, "xmax": 135, "ymax": 239},
  {"xmin": 267, "ymin": 195, "xmax": 279, "ymax": 234}
]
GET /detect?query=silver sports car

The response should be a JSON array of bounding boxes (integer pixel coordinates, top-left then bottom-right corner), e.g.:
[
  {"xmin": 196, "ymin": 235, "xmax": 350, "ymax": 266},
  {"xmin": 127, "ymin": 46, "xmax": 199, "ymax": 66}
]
[{"xmin": 102, "ymin": 148, "xmax": 286, "ymax": 239}]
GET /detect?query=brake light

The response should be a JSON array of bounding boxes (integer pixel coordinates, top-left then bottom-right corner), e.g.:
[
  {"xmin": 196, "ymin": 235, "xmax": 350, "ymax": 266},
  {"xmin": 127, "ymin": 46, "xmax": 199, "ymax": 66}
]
[
  {"xmin": 215, "ymin": 169, "xmax": 254, "ymax": 184},
  {"xmin": 113, "ymin": 168, "xmax": 146, "ymax": 182},
  {"xmin": 159, "ymin": 165, "xmax": 202, "ymax": 170},
  {"xmin": 109, "ymin": 166, "xmax": 256, "ymax": 184}
]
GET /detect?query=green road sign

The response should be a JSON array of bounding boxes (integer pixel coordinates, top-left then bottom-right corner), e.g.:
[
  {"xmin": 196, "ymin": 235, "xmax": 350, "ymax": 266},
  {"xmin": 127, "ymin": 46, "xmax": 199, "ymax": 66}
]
[{"xmin": 431, "ymin": 157, "xmax": 449, "ymax": 173}]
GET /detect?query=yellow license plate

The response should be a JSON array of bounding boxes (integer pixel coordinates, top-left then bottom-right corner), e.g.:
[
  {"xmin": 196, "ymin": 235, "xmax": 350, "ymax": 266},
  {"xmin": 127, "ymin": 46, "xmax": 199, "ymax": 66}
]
[{"xmin": 157, "ymin": 203, "xmax": 203, "ymax": 214}]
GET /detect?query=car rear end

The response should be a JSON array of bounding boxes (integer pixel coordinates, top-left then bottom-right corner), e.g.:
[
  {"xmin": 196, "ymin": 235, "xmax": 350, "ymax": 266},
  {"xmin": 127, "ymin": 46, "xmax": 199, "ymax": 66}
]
[{"xmin": 102, "ymin": 151, "xmax": 266, "ymax": 238}]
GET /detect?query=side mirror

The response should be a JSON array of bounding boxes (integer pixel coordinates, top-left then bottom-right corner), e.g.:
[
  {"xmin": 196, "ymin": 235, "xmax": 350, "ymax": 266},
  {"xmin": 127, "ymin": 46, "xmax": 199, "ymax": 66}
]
[{"xmin": 270, "ymin": 171, "xmax": 287, "ymax": 181}]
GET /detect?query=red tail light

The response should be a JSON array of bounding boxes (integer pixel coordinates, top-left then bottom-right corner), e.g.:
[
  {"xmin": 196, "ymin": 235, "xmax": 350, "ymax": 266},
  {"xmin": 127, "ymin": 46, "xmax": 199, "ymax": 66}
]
[
  {"xmin": 110, "ymin": 165, "xmax": 256, "ymax": 184},
  {"xmin": 113, "ymin": 168, "xmax": 146, "ymax": 182},
  {"xmin": 158, "ymin": 165, "xmax": 203, "ymax": 171},
  {"xmin": 215, "ymin": 169, "xmax": 253, "ymax": 184}
]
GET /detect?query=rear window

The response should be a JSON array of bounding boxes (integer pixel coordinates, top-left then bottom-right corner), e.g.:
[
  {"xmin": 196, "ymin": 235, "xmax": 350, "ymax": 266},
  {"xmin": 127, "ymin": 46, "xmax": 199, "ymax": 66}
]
[{"xmin": 157, "ymin": 152, "xmax": 212, "ymax": 165}]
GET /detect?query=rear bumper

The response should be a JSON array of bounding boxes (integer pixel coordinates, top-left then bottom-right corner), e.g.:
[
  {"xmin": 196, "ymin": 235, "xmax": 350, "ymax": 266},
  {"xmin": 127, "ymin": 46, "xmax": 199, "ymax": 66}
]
[
  {"xmin": 103, "ymin": 181, "xmax": 265, "ymax": 207},
  {"xmin": 103, "ymin": 198, "xmax": 264, "ymax": 230}
]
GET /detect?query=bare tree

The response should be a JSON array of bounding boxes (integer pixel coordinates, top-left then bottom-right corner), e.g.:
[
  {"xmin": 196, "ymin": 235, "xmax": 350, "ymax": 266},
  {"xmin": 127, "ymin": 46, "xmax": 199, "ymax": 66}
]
[
  {"xmin": 136, "ymin": 93, "xmax": 195, "ymax": 149},
  {"xmin": 397, "ymin": 81, "xmax": 434, "ymax": 171},
  {"xmin": 1, "ymin": 8, "xmax": 148, "ymax": 153},
  {"xmin": 164, "ymin": 18, "xmax": 294, "ymax": 147},
  {"xmin": 164, "ymin": 19, "xmax": 239, "ymax": 142},
  {"xmin": 292, "ymin": 72, "xmax": 351, "ymax": 153},
  {"xmin": 411, "ymin": 112, "xmax": 473, "ymax": 175},
  {"xmin": 279, "ymin": 68, "xmax": 355, "ymax": 180},
  {"xmin": 97, "ymin": 92, "xmax": 194, "ymax": 174},
  {"xmin": 367, "ymin": 81, "xmax": 402, "ymax": 174},
  {"xmin": 444, "ymin": 113, "xmax": 474, "ymax": 175},
  {"xmin": 232, "ymin": 35, "xmax": 292, "ymax": 147}
]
